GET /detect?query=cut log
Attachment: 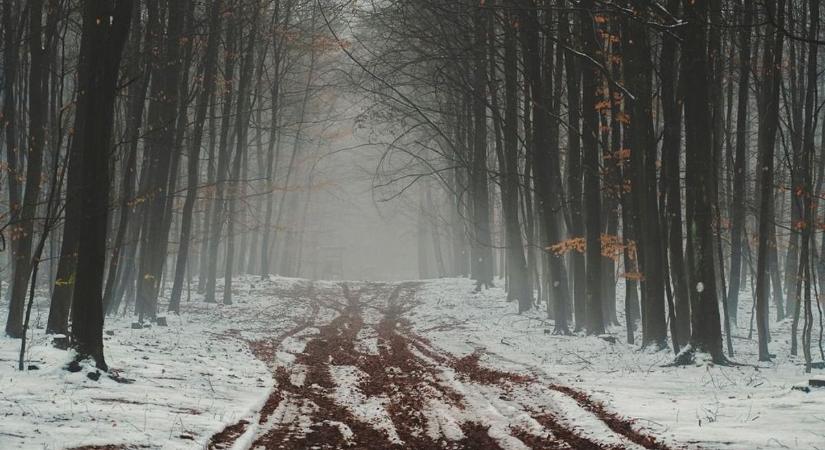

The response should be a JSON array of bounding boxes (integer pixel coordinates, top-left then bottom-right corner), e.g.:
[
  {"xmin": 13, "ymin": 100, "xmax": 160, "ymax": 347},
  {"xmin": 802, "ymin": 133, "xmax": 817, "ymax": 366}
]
[{"xmin": 809, "ymin": 377, "xmax": 825, "ymax": 388}]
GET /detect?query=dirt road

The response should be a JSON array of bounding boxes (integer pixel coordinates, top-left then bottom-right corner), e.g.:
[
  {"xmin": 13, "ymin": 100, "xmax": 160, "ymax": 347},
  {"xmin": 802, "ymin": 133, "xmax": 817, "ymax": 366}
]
[{"xmin": 209, "ymin": 281, "xmax": 676, "ymax": 450}]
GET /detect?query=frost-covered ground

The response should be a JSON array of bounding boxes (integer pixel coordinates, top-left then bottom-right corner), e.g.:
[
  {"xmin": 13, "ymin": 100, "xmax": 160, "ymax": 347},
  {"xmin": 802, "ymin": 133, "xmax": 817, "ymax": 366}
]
[
  {"xmin": 412, "ymin": 278, "xmax": 825, "ymax": 450},
  {"xmin": 1, "ymin": 276, "xmax": 822, "ymax": 449}
]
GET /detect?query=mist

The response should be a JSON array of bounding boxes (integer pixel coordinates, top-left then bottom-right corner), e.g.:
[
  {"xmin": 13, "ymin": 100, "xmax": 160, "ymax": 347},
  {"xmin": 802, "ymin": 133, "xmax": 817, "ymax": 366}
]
[{"xmin": 0, "ymin": 0, "xmax": 823, "ymax": 449}]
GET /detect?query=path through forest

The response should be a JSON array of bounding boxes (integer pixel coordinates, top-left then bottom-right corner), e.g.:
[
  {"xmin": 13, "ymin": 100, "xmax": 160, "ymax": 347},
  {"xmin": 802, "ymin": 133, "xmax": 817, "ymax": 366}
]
[{"xmin": 208, "ymin": 281, "xmax": 676, "ymax": 450}]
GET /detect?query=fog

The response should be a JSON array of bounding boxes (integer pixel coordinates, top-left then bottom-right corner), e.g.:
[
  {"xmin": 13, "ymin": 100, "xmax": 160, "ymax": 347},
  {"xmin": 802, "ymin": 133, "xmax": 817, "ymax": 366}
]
[
  {"xmin": 2, "ymin": 1, "xmax": 820, "ymax": 448},
  {"xmin": 286, "ymin": 126, "xmax": 421, "ymax": 281}
]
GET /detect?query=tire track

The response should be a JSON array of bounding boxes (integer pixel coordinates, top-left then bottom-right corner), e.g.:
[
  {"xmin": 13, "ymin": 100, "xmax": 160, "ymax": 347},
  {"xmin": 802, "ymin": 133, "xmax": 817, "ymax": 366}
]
[{"xmin": 211, "ymin": 281, "xmax": 678, "ymax": 449}]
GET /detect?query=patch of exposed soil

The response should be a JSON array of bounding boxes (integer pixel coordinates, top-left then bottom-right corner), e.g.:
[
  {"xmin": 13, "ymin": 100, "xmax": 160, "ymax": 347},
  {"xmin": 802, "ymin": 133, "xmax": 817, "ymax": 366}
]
[
  {"xmin": 549, "ymin": 384, "xmax": 672, "ymax": 450},
  {"xmin": 207, "ymin": 419, "xmax": 248, "ymax": 449},
  {"xmin": 451, "ymin": 351, "xmax": 535, "ymax": 385}
]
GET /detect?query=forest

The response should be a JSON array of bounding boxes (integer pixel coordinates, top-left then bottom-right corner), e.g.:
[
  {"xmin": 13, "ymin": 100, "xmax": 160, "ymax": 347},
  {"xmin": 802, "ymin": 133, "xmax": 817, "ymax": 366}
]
[{"xmin": 1, "ymin": 0, "xmax": 824, "ymax": 449}]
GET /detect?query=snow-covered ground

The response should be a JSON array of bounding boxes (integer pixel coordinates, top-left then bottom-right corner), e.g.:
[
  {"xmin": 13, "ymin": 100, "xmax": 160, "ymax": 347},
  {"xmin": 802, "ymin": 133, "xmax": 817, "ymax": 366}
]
[
  {"xmin": 412, "ymin": 278, "xmax": 825, "ymax": 450},
  {"xmin": 0, "ymin": 277, "xmax": 319, "ymax": 449},
  {"xmin": 1, "ymin": 275, "xmax": 822, "ymax": 449}
]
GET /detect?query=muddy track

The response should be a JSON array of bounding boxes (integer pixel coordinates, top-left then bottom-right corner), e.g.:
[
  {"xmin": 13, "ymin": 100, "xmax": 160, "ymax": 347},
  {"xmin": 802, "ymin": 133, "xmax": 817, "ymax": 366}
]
[{"xmin": 210, "ymin": 281, "xmax": 678, "ymax": 450}]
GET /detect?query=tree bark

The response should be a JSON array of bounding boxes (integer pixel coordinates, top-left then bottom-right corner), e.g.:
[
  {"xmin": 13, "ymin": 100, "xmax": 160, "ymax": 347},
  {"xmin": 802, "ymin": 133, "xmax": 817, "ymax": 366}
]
[
  {"xmin": 727, "ymin": 0, "xmax": 752, "ymax": 326},
  {"xmin": 624, "ymin": 2, "xmax": 667, "ymax": 348},
  {"xmin": 6, "ymin": 0, "xmax": 48, "ymax": 338},
  {"xmin": 1, "ymin": 0, "xmax": 22, "ymax": 285},
  {"xmin": 102, "ymin": 0, "xmax": 148, "ymax": 315},
  {"xmin": 754, "ymin": 0, "xmax": 786, "ymax": 362},
  {"xmin": 660, "ymin": 0, "xmax": 690, "ymax": 347},
  {"xmin": 135, "ymin": 0, "xmax": 185, "ymax": 321},
  {"xmin": 469, "ymin": 3, "xmax": 494, "ymax": 291},
  {"xmin": 169, "ymin": 0, "xmax": 222, "ymax": 313},
  {"xmin": 204, "ymin": 18, "xmax": 239, "ymax": 303},
  {"xmin": 681, "ymin": 0, "xmax": 726, "ymax": 362},
  {"xmin": 71, "ymin": 0, "xmax": 133, "ymax": 369},
  {"xmin": 518, "ymin": 0, "xmax": 571, "ymax": 333},
  {"xmin": 580, "ymin": 0, "xmax": 604, "ymax": 335},
  {"xmin": 499, "ymin": 4, "xmax": 531, "ymax": 309},
  {"xmin": 222, "ymin": 8, "xmax": 260, "ymax": 305},
  {"xmin": 560, "ymin": 5, "xmax": 586, "ymax": 331}
]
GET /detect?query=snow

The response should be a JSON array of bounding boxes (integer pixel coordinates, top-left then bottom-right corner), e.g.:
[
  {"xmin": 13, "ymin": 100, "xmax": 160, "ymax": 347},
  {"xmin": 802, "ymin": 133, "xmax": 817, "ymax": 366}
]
[
  {"xmin": 412, "ymin": 277, "xmax": 825, "ymax": 450},
  {"xmin": 0, "ymin": 276, "xmax": 317, "ymax": 449},
  {"xmin": 328, "ymin": 364, "xmax": 403, "ymax": 444},
  {"xmin": 513, "ymin": 383, "xmax": 645, "ymax": 450},
  {"xmin": 443, "ymin": 377, "xmax": 531, "ymax": 450},
  {"xmin": 421, "ymin": 398, "xmax": 465, "ymax": 442},
  {"xmin": 2, "ymin": 274, "xmax": 823, "ymax": 449},
  {"xmin": 355, "ymin": 328, "xmax": 380, "ymax": 355}
]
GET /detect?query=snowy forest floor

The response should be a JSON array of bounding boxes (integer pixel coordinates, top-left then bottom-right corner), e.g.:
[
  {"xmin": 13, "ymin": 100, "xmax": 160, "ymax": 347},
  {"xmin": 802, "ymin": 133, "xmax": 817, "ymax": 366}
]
[{"xmin": 0, "ymin": 277, "xmax": 823, "ymax": 449}]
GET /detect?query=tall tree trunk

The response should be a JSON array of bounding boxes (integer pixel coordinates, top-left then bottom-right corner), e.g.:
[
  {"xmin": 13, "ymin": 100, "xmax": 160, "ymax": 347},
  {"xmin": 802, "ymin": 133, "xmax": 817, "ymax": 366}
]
[
  {"xmin": 519, "ymin": 0, "xmax": 571, "ymax": 332},
  {"xmin": 71, "ymin": 0, "xmax": 133, "ymax": 369},
  {"xmin": 0, "ymin": 0, "xmax": 25, "ymax": 286},
  {"xmin": 198, "ymin": 96, "xmax": 218, "ymax": 291},
  {"xmin": 580, "ymin": 0, "xmax": 604, "ymax": 335},
  {"xmin": 135, "ymin": 0, "xmax": 185, "ymax": 321},
  {"xmin": 222, "ymin": 9, "xmax": 259, "ymax": 305},
  {"xmin": 796, "ymin": 0, "xmax": 819, "ymax": 368},
  {"xmin": 499, "ymin": 4, "xmax": 531, "ymax": 309},
  {"xmin": 1, "ymin": 0, "xmax": 22, "ymax": 287},
  {"xmin": 259, "ymin": 1, "xmax": 287, "ymax": 278},
  {"xmin": 660, "ymin": 0, "xmax": 690, "ymax": 347},
  {"xmin": 102, "ymin": 0, "xmax": 148, "ymax": 315},
  {"xmin": 783, "ymin": 2, "xmax": 804, "ymax": 323},
  {"xmin": 6, "ymin": 0, "xmax": 48, "ymax": 338},
  {"xmin": 560, "ymin": 3, "xmax": 586, "ymax": 331},
  {"xmin": 727, "ymin": 0, "xmax": 752, "ymax": 326},
  {"xmin": 624, "ymin": 2, "xmax": 667, "ymax": 348},
  {"xmin": 755, "ymin": 0, "xmax": 786, "ymax": 362},
  {"xmin": 204, "ymin": 19, "xmax": 239, "ymax": 303},
  {"xmin": 269, "ymin": 5, "xmax": 317, "ymax": 279},
  {"xmin": 469, "ymin": 3, "xmax": 494, "ymax": 291},
  {"xmin": 169, "ymin": 0, "xmax": 222, "ymax": 313},
  {"xmin": 682, "ymin": 0, "xmax": 725, "ymax": 362}
]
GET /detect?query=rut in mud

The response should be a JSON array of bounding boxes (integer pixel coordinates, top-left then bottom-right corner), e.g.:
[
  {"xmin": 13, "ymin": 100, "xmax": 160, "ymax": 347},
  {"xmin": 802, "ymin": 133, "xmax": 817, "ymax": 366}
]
[{"xmin": 210, "ymin": 281, "xmax": 677, "ymax": 450}]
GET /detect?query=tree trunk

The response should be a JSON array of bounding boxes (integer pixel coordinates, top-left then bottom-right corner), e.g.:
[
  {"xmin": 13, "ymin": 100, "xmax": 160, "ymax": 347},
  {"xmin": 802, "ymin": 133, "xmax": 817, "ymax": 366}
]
[
  {"xmin": 580, "ymin": 0, "xmax": 604, "ymax": 335},
  {"xmin": 222, "ymin": 9, "xmax": 259, "ymax": 305},
  {"xmin": 1, "ymin": 0, "xmax": 22, "ymax": 291},
  {"xmin": 102, "ymin": 0, "xmax": 148, "ymax": 315},
  {"xmin": 169, "ymin": 0, "xmax": 222, "ymax": 313},
  {"xmin": 727, "ymin": 0, "xmax": 752, "ymax": 326},
  {"xmin": 754, "ymin": 0, "xmax": 786, "ymax": 362},
  {"xmin": 499, "ymin": 5, "xmax": 531, "ymax": 309},
  {"xmin": 518, "ymin": 1, "xmax": 570, "ymax": 332},
  {"xmin": 624, "ymin": 2, "xmax": 667, "ymax": 348},
  {"xmin": 660, "ymin": 0, "xmax": 690, "ymax": 347},
  {"xmin": 204, "ymin": 20, "xmax": 239, "ymax": 303},
  {"xmin": 682, "ymin": 0, "xmax": 725, "ymax": 362},
  {"xmin": 70, "ymin": 0, "xmax": 133, "ymax": 369},
  {"xmin": 6, "ymin": 0, "xmax": 48, "ymax": 338},
  {"xmin": 135, "ymin": 0, "xmax": 185, "ymax": 321},
  {"xmin": 469, "ymin": 3, "xmax": 494, "ymax": 291},
  {"xmin": 560, "ymin": 3, "xmax": 586, "ymax": 331}
]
